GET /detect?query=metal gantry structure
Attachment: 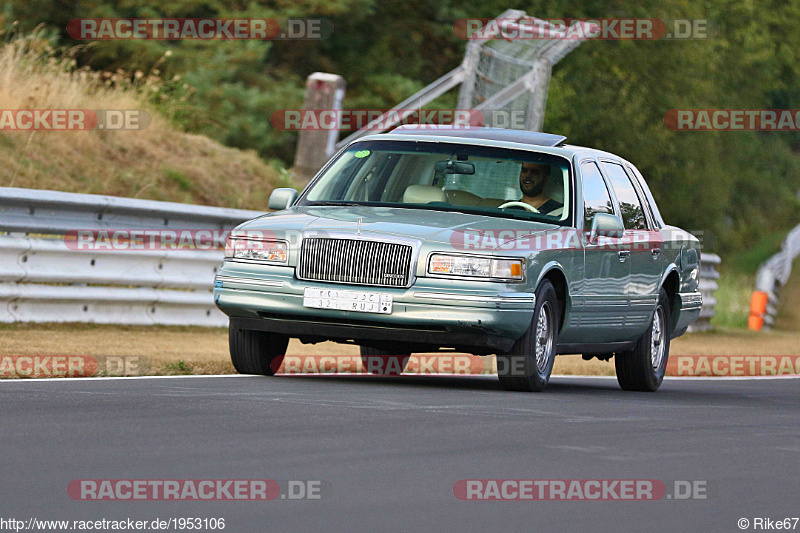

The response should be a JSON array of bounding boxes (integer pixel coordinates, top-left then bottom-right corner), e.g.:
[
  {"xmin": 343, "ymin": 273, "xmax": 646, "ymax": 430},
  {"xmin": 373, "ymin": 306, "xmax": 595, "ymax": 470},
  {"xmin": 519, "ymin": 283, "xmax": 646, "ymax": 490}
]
[
  {"xmin": 335, "ymin": 10, "xmax": 597, "ymax": 150},
  {"xmin": 750, "ymin": 224, "xmax": 800, "ymax": 329}
]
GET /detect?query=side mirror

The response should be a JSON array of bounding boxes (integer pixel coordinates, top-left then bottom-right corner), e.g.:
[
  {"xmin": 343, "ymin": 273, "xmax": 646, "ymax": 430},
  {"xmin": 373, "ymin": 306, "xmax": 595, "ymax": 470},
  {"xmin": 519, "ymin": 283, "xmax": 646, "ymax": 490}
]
[
  {"xmin": 268, "ymin": 188, "xmax": 298, "ymax": 210},
  {"xmin": 589, "ymin": 213, "xmax": 624, "ymax": 243}
]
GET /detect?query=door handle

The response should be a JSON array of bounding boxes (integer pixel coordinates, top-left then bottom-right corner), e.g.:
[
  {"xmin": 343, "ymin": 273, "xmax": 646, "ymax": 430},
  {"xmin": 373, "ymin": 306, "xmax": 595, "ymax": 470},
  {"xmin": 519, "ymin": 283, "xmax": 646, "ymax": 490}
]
[
  {"xmin": 651, "ymin": 248, "xmax": 662, "ymax": 260},
  {"xmin": 618, "ymin": 250, "xmax": 631, "ymax": 262}
]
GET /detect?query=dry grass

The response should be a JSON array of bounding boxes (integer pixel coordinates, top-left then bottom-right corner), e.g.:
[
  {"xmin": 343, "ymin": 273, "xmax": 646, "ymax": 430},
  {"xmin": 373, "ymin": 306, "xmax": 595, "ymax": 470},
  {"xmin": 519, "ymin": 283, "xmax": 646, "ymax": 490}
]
[
  {"xmin": 0, "ymin": 32, "xmax": 281, "ymax": 209},
  {"xmin": 2, "ymin": 322, "xmax": 799, "ymax": 378}
]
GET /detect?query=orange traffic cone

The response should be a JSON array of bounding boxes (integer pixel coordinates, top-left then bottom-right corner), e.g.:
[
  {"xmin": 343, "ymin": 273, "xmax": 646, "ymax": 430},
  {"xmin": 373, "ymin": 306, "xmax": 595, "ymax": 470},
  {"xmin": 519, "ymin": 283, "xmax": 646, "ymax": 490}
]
[{"xmin": 748, "ymin": 290, "xmax": 769, "ymax": 330}]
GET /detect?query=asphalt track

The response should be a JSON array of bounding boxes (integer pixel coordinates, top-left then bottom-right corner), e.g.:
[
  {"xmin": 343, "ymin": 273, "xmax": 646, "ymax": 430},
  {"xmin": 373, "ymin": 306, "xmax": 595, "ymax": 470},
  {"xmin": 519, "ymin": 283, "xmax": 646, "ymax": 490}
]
[{"xmin": 1, "ymin": 374, "xmax": 799, "ymax": 532}]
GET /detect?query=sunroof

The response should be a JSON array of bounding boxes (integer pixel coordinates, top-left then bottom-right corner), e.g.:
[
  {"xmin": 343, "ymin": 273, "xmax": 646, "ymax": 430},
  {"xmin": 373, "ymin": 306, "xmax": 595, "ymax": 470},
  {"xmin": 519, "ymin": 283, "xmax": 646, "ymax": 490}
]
[{"xmin": 387, "ymin": 125, "xmax": 567, "ymax": 147}]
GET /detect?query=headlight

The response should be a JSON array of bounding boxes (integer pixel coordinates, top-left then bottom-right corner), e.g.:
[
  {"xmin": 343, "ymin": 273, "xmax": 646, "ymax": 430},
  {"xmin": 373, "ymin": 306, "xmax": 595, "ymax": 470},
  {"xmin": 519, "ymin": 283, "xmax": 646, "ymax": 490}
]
[
  {"xmin": 224, "ymin": 237, "xmax": 288, "ymax": 264},
  {"xmin": 428, "ymin": 254, "xmax": 524, "ymax": 281}
]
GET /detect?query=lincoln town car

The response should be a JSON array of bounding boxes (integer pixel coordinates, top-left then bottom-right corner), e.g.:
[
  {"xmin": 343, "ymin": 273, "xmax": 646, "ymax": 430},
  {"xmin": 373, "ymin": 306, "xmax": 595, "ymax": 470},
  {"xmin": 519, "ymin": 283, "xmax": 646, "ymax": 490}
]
[{"xmin": 214, "ymin": 126, "xmax": 702, "ymax": 392}]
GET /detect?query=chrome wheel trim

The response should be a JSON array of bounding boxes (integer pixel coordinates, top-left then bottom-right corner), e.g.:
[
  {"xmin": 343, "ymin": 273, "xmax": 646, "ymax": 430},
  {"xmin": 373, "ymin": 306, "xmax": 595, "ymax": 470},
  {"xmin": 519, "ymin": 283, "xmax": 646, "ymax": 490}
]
[
  {"xmin": 650, "ymin": 306, "xmax": 666, "ymax": 371},
  {"xmin": 535, "ymin": 301, "xmax": 554, "ymax": 373}
]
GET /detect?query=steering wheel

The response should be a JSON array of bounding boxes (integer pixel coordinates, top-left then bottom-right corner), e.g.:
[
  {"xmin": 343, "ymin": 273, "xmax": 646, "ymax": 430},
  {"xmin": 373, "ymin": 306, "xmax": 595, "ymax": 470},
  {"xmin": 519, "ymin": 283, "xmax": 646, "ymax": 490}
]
[{"xmin": 498, "ymin": 201, "xmax": 540, "ymax": 213}]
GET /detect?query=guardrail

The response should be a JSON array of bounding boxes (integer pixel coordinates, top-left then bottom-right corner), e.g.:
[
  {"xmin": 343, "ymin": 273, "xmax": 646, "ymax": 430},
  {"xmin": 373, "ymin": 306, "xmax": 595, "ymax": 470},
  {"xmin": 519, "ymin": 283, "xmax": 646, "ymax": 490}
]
[
  {"xmin": 690, "ymin": 252, "xmax": 721, "ymax": 332},
  {"xmin": 0, "ymin": 187, "xmax": 262, "ymax": 326},
  {"xmin": 749, "ymin": 224, "xmax": 800, "ymax": 330},
  {"xmin": 1, "ymin": 187, "xmax": 722, "ymax": 330}
]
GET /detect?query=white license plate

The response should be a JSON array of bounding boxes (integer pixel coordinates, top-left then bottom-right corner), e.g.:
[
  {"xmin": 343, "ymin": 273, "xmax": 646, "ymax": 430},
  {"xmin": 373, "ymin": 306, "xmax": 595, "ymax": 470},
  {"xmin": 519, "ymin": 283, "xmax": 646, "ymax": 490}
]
[{"xmin": 303, "ymin": 288, "xmax": 393, "ymax": 314}]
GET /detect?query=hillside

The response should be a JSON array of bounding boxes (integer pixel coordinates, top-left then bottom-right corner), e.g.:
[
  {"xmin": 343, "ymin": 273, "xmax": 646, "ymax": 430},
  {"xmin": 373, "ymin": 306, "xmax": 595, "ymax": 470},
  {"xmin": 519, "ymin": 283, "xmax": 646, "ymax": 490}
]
[{"xmin": 0, "ymin": 33, "xmax": 282, "ymax": 210}]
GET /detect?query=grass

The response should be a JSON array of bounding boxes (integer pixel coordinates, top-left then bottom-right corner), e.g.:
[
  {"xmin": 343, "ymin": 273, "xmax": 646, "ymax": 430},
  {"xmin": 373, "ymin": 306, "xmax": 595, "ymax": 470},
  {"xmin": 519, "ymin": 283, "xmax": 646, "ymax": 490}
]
[
  {"xmin": 163, "ymin": 167, "xmax": 193, "ymax": 192},
  {"xmin": 710, "ymin": 268, "xmax": 754, "ymax": 329},
  {"xmin": 711, "ymin": 253, "xmax": 800, "ymax": 331},
  {"xmin": 724, "ymin": 229, "xmax": 788, "ymax": 274},
  {"xmin": 3, "ymin": 322, "xmax": 800, "ymax": 379},
  {"xmin": 163, "ymin": 360, "xmax": 194, "ymax": 374},
  {"xmin": 0, "ymin": 31, "xmax": 285, "ymax": 210}
]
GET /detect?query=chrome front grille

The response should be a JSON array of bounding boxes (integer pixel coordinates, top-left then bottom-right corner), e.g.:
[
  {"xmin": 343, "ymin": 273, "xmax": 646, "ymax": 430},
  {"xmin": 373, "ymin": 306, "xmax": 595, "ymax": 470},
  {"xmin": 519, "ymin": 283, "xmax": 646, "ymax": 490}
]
[{"xmin": 298, "ymin": 238, "xmax": 413, "ymax": 287}]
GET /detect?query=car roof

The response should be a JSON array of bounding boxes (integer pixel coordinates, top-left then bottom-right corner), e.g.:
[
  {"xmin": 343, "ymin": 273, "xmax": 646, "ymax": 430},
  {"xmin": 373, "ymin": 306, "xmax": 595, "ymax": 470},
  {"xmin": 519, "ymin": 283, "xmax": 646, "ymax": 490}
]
[
  {"xmin": 386, "ymin": 125, "xmax": 567, "ymax": 147},
  {"xmin": 354, "ymin": 126, "xmax": 631, "ymax": 165}
]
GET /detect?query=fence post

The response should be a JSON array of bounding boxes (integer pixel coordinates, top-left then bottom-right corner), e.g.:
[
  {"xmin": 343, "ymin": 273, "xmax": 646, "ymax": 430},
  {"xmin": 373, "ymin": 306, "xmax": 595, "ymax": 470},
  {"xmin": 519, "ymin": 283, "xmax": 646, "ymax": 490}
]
[{"xmin": 293, "ymin": 72, "xmax": 346, "ymax": 186}]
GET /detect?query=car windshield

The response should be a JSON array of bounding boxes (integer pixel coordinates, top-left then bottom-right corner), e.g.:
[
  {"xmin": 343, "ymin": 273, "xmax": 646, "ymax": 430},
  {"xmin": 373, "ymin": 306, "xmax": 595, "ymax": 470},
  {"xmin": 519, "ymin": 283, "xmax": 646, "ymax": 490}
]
[{"xmin": 299, "ymin": 140, "xmax": 572, "ymax": 225}]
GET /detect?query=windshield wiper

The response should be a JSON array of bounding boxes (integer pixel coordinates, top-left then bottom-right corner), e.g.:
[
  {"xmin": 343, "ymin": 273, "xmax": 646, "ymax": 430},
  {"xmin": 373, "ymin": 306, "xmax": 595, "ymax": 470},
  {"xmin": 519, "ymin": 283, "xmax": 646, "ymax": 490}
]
[{"xmin": 307, "ymin": 201, "xmax": 364, "ymax": 206}]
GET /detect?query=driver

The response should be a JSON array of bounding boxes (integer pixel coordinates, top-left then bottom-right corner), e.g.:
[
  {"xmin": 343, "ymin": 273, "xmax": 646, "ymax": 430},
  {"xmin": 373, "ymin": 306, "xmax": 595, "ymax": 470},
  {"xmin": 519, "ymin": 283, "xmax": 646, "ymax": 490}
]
[{"xmin": 519, "ymin": 162, "xmax": 563, "ymax": 214}]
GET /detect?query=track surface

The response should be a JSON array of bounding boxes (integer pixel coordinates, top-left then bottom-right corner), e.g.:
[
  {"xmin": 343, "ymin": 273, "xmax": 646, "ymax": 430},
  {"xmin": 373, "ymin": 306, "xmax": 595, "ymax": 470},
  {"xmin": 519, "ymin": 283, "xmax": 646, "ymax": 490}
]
[{"xmin": 1, "ymin": 375, "xmax": 799, "ymax": 532}]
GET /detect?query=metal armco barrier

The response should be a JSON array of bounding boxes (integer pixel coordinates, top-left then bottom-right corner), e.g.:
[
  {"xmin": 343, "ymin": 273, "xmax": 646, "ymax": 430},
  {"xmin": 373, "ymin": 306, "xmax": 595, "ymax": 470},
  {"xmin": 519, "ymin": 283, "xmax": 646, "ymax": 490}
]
[
  {"xmin": 0, "ymin": 187, "xmax": 262, "ymax": 326},
  {"xmin": 690, "ymin": 252, "xmax": 721, "ymax": 332},
  {"xmin": 750, "ymin": 224, "xmax": 800, "ymax": 330},
  {"xmin": 1, "ymin": 187, "xmax": 722, "ymax": 330}
]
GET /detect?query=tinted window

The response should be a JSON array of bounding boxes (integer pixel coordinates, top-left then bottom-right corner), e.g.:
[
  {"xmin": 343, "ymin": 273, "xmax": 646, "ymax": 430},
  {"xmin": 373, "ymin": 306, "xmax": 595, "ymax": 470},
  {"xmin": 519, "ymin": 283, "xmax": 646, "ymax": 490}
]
[
  {"xmin": 581, "ymin": 161, "xmax": 613, "ymax": 229},
  {"xmin": 627, "ymin": 164, "xmax": 663, "ymax": 228},
  {"xmin": 600, "ymin": 162, "xmax": 647, "ymax": 230},
  {"xmin": 625, "ymin": 165, "xmax": 655, "ymax": 228},
  {"xmin": 302, "ymin": 140, "xmax": 572, "ymax": 224}
]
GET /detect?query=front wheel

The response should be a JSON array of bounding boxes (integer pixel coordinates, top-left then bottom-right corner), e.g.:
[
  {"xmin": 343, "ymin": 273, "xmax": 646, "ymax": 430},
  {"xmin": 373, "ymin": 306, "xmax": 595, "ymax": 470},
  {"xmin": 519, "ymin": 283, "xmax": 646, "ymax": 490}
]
[
  {"xmin": 229, "ymin": 326, "xmax": 289, "ymax": 376},
  {"xmin": 360, "ymin": 346, "xmax": 410, "ymax": 375},
  {"xmin": 615, "ymin": 288, "xmax": 671, "ymax": 391},
  {"xmin": 497, "ymin": 279, "xmax": 560, "ymax": 392}
]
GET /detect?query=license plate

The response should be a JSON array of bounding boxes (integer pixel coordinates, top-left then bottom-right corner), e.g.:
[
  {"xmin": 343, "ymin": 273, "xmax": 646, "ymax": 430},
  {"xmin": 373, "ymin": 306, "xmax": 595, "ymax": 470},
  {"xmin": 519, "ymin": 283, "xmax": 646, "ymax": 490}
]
[{"xmin": 303, "ymin": 288, "xmax": 393, "ymax": 314}]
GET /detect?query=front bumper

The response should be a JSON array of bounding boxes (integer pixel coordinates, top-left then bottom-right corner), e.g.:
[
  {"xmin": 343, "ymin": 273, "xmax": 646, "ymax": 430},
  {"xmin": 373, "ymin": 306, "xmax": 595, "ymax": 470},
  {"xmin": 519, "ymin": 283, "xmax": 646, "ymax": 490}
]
[{"xmin": 213, "ymin": 262, "xmax": 535, "ymax": 353}]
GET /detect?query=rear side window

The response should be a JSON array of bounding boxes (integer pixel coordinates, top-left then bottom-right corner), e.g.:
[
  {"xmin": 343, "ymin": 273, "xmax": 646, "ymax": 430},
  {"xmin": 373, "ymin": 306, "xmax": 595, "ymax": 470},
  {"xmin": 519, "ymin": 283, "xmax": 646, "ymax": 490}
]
[
  {"xmin": 600, "ymin": 162, "xmax": 647, "ymax": 230},
  {"xmin": 580, "ymin": 161, "xmax": 614, "ymax": 229},
  {"xmin": 625, "ymin": 164, "xmax": 656, "ymax": 228},
  {"xmin": 628, "ymin": 164, "xmax": 663, "ymax": 228}
]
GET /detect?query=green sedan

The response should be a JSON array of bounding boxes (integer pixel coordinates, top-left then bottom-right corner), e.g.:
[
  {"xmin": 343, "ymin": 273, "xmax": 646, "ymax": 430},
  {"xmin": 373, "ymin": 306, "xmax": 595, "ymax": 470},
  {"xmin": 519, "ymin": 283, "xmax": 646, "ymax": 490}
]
[{"xmin": 214, "ymin": 126, "xmax": 702, "ymax": 392}]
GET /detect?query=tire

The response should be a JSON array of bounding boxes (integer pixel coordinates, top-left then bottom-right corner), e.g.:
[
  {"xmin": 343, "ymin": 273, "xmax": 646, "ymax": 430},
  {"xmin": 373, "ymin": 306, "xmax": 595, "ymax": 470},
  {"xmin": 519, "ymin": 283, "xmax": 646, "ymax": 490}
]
[
  {"xmin": 360, "ymin": 346, "xmax": 410, "ymax": 375},
  {"xmin": 229, "ymin": 325, "xmax": 289, "ymax": 376},
  {"xmin": 615, "ymin": 288, "xmax": 671, "ymax": 392},
  {"xmin": 497, "ymin": 279, "xmax": 560, "ymax": 392}
]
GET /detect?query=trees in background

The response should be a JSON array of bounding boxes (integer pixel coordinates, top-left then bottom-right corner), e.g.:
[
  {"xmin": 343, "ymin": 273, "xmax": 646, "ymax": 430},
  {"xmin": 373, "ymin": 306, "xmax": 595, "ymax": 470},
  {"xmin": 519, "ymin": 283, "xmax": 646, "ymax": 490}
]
[{"xmin": 5, "ymin": 0, "xmax": 800, "ymax": 256}]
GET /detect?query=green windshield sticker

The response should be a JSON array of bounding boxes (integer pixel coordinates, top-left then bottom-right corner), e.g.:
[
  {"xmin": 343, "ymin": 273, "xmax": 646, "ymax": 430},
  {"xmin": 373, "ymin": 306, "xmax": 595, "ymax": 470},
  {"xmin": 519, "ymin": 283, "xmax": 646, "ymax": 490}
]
[{"xmin": 354, "ymin": 150, "xmax": 371, "ymax": 158}]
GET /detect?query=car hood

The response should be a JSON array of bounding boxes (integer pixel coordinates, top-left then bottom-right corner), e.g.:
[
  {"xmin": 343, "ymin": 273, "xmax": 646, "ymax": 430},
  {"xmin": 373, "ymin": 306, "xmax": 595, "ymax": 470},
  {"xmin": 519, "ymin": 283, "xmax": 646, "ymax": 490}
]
[{"xmin": 235, "ymin": 205, "xmax": 558, "ymax": 250}]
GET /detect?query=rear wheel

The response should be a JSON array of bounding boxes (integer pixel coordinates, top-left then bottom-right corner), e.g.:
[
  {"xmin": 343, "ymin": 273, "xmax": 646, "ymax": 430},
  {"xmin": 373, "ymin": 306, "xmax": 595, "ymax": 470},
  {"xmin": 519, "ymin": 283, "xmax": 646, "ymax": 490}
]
[
  {"xmin": 497, "ymin": 279, "xmax": 560, "ymax": 392},
  {"xmin": 615, "ymin": 288, "xmax": 671, "ymax": 391},
  {"xmin": 360, "ymin": 346, "xmax": 410, "ymax": 375},
  {"xmin": 229, "ymin": 325, "xmax": 289, "ymax": 376}
]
